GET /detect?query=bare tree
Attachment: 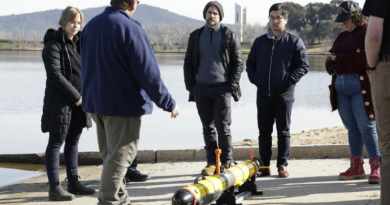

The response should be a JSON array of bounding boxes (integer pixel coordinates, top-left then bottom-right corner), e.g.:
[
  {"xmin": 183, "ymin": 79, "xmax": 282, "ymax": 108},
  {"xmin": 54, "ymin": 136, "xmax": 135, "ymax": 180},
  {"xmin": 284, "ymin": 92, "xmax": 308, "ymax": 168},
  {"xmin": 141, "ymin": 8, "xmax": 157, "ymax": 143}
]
[
  {"xmin": 243, "ymin": 23, "xmax": 266, "ymax": 45},
  {"xmin": 158, "ymin": 24, "xmax": 173, "ymax": 51},
  {"xmin": 172, "ymin": 24, "xmax": 188, "ymax": 51},
  {"xmin": 144, "ymin": 25, "xmax": 159, "ymax": 51}
]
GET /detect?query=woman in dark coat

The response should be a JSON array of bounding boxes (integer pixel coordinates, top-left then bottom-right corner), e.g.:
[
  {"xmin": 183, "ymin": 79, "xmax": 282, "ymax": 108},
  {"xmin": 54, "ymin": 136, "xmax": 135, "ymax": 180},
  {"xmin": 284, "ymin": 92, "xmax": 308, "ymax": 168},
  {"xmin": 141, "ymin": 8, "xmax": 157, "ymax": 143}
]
[
  {"xmin": 41, "ymin": 6, "xmax": 94, "ymax": 201},
  {"xmin": 325, "ymin": 1, "xmax": 380, "ymax": 184}
]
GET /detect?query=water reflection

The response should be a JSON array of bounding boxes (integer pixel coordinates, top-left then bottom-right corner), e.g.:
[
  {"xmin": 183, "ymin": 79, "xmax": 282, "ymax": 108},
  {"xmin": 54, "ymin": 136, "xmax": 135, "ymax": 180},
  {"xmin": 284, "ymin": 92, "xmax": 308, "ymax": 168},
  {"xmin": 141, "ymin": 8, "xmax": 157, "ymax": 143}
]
[
  {"xmin": 0, "ymin": 162, "xmax": 46, "ymax": 172},
  {"xmin": 0, "ymin": 50, "xmax": 42, "ymax": 63}
]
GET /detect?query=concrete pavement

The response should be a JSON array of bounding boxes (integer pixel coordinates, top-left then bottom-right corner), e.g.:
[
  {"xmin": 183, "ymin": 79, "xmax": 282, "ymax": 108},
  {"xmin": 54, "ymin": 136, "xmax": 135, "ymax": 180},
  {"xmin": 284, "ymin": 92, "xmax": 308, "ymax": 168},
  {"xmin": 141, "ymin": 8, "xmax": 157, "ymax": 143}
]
[{"xmin": 0, "ymin": 159, "xmax": 380, "ymax": 205}]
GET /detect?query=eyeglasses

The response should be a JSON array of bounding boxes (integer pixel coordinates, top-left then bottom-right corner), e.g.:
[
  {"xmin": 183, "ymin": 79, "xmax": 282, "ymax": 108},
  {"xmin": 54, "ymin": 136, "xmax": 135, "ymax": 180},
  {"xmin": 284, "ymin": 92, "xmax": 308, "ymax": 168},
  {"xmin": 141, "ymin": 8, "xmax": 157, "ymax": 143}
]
[{"xmin": 268, "ymin": 16, "xmax": 284, "ymax": 21}]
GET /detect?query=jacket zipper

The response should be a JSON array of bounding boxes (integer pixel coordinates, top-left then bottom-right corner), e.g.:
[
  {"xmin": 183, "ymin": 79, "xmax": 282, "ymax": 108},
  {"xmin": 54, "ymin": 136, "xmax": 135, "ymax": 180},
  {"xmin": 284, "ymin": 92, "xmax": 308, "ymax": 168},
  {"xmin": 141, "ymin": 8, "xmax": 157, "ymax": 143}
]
[
  {"xmin": 63, "ymin": 36, "xmax": 73, "ymax": 85},
  {"xmin": 209, "ymin": 28, "xmax": 213, "ymax": 44},
  {"xmin": 268, "ymin": 39, "xmax": 276, "ymax": 97}
]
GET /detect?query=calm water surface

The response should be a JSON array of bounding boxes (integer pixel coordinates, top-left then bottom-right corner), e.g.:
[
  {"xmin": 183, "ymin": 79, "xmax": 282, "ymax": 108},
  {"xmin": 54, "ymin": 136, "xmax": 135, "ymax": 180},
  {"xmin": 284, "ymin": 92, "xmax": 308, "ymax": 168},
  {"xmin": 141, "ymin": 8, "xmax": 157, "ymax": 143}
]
[
  {"xmin": 0, "ymin": 50, "xmax": 342, "ymax": 154},
  {"xmin": 0, "ymin": 50, "xmax": 342, "ymax": 188}
]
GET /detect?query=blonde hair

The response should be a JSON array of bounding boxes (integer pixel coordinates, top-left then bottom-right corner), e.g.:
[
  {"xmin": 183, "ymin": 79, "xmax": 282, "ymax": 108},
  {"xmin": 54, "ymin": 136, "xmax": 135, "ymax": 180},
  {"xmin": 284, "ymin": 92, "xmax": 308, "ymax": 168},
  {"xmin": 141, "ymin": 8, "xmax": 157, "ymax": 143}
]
[
  {"xmin": 350, "ymin": 9, "xmax": 367, "ymax": 27},
  {"xmin": 58, "ymin": 6, "xmax": 84, "ymax": 29}
]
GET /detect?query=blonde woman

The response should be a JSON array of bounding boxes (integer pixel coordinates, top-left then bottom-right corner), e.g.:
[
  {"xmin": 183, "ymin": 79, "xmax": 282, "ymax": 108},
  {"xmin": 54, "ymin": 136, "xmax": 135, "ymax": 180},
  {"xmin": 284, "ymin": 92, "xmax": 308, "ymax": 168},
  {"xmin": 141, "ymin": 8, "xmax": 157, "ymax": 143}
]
[{"xmin": 41, "ymin": 6, "xmax": 95, "ymax": 201}]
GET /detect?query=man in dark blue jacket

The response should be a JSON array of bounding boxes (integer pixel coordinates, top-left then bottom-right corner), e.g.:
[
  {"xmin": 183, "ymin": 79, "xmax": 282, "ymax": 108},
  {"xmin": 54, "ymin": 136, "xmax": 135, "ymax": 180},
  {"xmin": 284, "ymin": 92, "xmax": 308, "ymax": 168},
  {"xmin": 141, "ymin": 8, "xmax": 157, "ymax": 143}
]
[
  {"xmin": 184, "ymin": 1, "xmax": 244, "ymax": 176},
  {"xmin": 80, "ymin": 0, "xmax": 179, "ymax": 204},
  {"xmin": 246, "ymin": 3, "xmax": 309, "ymax": 178}
]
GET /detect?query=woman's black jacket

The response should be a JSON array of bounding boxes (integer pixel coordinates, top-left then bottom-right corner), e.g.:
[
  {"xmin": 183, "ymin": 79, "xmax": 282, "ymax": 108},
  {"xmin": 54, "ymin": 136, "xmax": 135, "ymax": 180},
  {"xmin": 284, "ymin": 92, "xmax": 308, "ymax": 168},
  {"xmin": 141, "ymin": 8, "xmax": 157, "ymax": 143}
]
[{"xmin": 41, "ymin": 28, "xmax": 92, "ymax": 134}]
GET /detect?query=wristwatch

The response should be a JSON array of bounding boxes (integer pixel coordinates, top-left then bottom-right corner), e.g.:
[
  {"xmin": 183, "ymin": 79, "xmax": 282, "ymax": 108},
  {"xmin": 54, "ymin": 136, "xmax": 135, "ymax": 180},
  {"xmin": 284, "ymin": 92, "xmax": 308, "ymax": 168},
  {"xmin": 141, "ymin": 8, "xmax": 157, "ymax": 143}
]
[{"xmin": 366, "ymin": 63, "xmax": 376, "ymax": 71}]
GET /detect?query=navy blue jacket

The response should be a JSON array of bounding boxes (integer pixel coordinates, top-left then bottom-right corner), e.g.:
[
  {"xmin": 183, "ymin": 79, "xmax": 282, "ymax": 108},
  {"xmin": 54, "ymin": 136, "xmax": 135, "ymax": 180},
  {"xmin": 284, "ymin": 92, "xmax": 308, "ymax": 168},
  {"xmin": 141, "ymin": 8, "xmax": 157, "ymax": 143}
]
[
  {"xmin": 81, "ymin": 7, "xmax": 176, "ymax": 116},
  {"xmin": 246, "ymin": 29, "xmax": 309, "ymax": 97}
]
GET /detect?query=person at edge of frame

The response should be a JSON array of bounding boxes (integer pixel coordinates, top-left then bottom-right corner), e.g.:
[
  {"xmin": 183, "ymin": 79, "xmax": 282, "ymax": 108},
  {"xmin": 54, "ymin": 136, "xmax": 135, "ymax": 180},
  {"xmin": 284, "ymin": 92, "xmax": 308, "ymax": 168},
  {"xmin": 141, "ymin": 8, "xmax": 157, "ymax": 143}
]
[{"xmin": 363, "ymin": 0, "xmax": 390, "ymax": 203}]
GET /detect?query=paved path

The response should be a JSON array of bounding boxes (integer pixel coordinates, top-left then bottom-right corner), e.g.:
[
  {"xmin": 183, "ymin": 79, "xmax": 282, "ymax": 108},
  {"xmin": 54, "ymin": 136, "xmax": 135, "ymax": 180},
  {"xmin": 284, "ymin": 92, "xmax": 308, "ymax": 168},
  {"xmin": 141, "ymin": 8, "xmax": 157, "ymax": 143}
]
[{"xmin": 0, "ymin": 159, "xmax": 380, "ymax": 205}]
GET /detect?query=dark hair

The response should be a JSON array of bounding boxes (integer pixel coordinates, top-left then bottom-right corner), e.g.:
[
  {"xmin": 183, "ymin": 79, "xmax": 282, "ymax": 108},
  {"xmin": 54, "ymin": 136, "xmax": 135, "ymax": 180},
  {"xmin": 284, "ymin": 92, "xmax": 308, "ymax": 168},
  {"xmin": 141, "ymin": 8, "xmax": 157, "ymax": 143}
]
[
  {"xmin": 110, "ymin": 0, "xmax": 135, "ymax": 10},
  {"xmin": 350, "ymin": 9, "xmax": 367, "ymax": 27},
  {"xmin": 269, "ymin": 3, "xmax": 289, "ymax": 19}
]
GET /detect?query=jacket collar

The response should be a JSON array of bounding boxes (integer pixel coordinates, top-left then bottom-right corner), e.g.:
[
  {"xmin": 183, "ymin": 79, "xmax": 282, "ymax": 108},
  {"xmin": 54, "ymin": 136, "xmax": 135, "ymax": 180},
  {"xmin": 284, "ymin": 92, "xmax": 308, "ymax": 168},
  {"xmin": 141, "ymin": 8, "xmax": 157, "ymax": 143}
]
[
  {"xmin": 267, "ymin": 28, "xmax": 287, "ymax": 40},
  {"xmin": 104, "ymin": 6, "xmax": 136, "ymax": 22},
  {"xmin": 196, "ymin": 23, "xmax": 226, "ymax": 37},
  {"xmin": 205, "ymin": 23, "xmax": 221, "ymax": 33}
]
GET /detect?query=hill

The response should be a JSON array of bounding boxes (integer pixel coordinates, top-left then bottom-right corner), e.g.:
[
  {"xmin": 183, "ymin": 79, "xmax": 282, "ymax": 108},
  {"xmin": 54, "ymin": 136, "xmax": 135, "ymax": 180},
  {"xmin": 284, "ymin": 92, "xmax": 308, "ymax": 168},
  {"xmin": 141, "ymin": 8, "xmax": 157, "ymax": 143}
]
[{"xmin": 0, "ymin": 5, "xmax": 203, "ymax": 41}]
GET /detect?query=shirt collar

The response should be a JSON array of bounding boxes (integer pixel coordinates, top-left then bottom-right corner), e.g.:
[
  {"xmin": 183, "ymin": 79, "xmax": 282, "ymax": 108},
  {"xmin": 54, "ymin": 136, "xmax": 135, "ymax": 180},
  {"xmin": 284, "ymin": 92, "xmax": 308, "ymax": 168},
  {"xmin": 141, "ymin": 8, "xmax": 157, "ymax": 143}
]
[
  {"xmin": 205, "ymin": 23, "xmax": 221, "ymax": 32},
  {"xmin": 267, "ymin": 27, "xmax": 286, "ymax": 40}
]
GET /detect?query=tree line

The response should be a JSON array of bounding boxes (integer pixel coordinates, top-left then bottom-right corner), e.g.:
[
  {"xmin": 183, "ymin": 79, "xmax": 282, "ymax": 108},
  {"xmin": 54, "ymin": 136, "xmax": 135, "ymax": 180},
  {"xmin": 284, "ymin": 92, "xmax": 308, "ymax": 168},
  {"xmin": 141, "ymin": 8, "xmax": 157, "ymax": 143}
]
[
  {"xmin": 283, "ymin": 0, "xmax": 345, "ymax": 45},
  {"xmin": 1, "ymin": 0, "xmax": 347, "ymax": 50}
]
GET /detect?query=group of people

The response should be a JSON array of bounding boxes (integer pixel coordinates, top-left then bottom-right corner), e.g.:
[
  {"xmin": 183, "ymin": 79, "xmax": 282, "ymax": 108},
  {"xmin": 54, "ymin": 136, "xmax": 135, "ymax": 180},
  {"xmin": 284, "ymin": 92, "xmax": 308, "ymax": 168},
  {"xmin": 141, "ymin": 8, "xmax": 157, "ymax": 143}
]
[{"xmin": 40, "ymin": 0, "xmax": 389, "ymax": 205}]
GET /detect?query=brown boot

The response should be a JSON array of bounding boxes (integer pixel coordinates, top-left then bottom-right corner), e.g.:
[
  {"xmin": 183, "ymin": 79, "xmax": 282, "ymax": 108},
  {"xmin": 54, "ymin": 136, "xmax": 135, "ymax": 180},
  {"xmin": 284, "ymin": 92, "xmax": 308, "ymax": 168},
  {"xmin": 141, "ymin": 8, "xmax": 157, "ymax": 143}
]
[
  {"xmin": 339, "ymin": 156, "xmax": 365, "ymax": 180},
  {"xmin": 278, "ymin": 165, "xmax": 289, "ymax": 178},
  {"xmin": 201, "ymin": 163, "xmax": 216, "ymax": 176},
  {"xmin": 368, "ymin": 157, "xmax": 380, "ymax": 184},
  {"xmin": 257, "ymin": 168, "xmax": 271, "ymax": 177}
]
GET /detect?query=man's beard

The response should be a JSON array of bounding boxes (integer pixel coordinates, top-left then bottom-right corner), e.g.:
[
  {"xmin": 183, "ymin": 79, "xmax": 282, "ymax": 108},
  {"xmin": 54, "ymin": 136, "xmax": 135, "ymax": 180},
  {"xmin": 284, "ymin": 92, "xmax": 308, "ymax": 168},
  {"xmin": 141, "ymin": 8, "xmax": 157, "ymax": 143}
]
[{"xmin": 207, "ymin": 19, "xmax": 217, "ymax": 27}]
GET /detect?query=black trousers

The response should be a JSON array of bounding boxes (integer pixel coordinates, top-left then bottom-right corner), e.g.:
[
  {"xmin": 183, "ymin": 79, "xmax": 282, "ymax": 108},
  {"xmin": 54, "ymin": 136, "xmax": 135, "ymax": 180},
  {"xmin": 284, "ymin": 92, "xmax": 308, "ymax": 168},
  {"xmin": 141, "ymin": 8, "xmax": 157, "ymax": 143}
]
[
  {"xmin": 193, "ymin": 84, "xmax": 233, "ymax": 164},
  {"xmin": 257, "ymin": 93, "xmax": 294, "ymax": 167},
  {"xmin": 128, "ymin": 157, "xmax": 138, "ymax": 170},
  {"xmin": 45, "ymin": 106, "xmax": 84, "ymax": 183}
]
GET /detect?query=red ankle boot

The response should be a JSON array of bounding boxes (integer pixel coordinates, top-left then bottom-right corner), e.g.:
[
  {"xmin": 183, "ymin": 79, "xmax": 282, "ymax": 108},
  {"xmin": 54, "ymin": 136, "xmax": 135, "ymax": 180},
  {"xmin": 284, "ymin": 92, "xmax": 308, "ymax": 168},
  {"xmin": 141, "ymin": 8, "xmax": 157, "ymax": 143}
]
[
  {"xmin": 339, "ymin": 156, "xmax": 365, "ymax": 180},
  {"xmin": 368, "ymin": 157, "xmax": 380, "ymax": 184}
]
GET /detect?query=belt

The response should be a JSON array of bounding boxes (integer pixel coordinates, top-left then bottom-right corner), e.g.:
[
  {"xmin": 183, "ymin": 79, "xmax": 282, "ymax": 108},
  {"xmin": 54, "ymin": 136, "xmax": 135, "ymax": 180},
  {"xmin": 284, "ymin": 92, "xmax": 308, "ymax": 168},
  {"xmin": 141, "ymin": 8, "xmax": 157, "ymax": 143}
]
[{"xmin": 379, "ymin": 54, "xmax": 390, "ymax": 62}]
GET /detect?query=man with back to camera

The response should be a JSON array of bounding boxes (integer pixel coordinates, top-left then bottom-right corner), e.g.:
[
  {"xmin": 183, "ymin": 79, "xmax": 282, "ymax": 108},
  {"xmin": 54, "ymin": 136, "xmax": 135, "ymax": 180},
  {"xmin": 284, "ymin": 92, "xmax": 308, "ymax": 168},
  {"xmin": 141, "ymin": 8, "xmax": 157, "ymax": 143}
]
[
  {"xmin": 246, "ymin": 3, "xmax": 309, "ymax": 178},
  {"xmin": 80, "ymin": 0, "xmax": 179, "ymax": 204},
  {"xmin": 363, "ymin": 0, "xmax": 390, "ymax": 203},
  {"xmin": 184, "ymin": 1, "xmax": 244, "ymax": 176}
]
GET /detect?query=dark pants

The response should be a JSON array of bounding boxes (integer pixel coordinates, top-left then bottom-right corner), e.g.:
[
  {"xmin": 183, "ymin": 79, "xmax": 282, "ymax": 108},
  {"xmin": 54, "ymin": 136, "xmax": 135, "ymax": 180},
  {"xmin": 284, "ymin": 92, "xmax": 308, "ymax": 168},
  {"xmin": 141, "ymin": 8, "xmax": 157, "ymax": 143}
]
[
  {"xmin": 193, "ymin": 83, "xmax": 233, "ymax": 164},
  {"xmin": 45, "ymin": 106, "xmax": 84, "ymax": 183},
  {"xmin": 129, "ymin": 157, "xmax": 138, "ymax": 170},
  {"xmin": 257, "ymin": 93, "xmax": 294, "ymax": 167}
]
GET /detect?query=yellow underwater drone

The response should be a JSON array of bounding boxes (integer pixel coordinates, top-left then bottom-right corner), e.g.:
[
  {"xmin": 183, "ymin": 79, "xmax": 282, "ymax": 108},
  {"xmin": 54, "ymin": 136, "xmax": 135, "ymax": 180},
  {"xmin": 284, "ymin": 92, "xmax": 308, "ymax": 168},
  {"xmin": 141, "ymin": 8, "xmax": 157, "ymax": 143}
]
[{"xmin": 172, "ymin": 149, "xmax": 263, "ymax": 205}]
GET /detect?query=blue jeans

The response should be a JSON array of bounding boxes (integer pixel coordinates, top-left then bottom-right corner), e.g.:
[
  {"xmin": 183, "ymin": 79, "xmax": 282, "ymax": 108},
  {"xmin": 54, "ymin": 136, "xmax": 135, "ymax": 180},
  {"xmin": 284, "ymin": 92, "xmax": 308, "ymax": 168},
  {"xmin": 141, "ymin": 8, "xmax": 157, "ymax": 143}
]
[{"xmin": 334, "ymin": 74, "xmax": 380, "ymax": 158}]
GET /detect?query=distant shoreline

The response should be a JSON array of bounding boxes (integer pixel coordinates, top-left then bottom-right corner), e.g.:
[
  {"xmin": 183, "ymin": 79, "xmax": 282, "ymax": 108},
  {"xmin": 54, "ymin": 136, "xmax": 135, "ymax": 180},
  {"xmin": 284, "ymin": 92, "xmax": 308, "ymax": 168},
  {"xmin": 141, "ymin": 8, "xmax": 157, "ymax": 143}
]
[
  {"xmin": 0, "ymin": 48, "xmax": 42, "ymax": 51},
  {"xmin": 0, "ymin": 48, "xmax": 250, "ymax": 54}
]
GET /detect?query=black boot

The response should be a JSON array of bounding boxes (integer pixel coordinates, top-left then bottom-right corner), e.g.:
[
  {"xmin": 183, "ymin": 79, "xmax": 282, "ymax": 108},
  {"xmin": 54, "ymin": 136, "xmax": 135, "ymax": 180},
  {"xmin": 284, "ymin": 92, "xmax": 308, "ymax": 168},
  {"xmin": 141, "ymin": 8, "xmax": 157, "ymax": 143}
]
[
  {"xmin": 67, "ymin": 177, "xmax": 96, "ymax": 195},
  {"xmin": 49, "ymin": 181, "xmax": 75, "ymax": 201},
  {"xmin": 125, "ymin": 168, "xmax": 151, "ymax": 183}
]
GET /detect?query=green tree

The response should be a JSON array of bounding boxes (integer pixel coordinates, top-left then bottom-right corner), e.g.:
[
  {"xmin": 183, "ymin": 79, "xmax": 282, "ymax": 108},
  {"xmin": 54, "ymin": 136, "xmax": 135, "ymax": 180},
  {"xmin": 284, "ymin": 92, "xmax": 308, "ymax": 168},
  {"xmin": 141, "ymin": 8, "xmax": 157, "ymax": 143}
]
[
  {"xmin": 304, "ymin": 3, "xmax": 337, "ymax": 44},
  {"xmin": 283, "ymin": 2, "xmax": 306, "ymax": 32},
  {"xmin": 330, "ymin": 0, "xmax": 344, "ymax": 8}
]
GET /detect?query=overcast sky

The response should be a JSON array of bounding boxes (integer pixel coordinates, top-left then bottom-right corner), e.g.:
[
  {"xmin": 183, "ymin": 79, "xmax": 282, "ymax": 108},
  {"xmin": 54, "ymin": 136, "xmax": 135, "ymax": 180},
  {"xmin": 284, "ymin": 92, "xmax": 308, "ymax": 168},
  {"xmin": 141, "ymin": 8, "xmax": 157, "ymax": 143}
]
[{"xmin": 0, "ymin": 0, "xmax": 367, "ymax": 26}]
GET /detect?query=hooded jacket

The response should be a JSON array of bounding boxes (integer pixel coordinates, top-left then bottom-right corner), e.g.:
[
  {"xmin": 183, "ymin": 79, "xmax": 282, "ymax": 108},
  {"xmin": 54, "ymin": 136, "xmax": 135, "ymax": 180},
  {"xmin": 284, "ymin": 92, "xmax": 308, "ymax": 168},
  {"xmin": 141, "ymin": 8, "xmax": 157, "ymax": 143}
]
[{"xmin": 41, "ymin": 28, "xmax": 92, "ymax": 134}]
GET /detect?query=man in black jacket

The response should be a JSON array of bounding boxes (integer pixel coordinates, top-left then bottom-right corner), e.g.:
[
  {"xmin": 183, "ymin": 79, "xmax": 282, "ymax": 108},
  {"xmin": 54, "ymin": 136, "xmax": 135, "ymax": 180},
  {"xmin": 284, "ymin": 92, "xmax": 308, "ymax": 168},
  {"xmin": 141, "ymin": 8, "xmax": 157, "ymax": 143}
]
[
  {"xmin": 246, "ymin": 3, "xmax": 309, "ymax": 178},
  {"xmin": 184, "ymin": 1, "xmax": 244, "ymax": 176}
]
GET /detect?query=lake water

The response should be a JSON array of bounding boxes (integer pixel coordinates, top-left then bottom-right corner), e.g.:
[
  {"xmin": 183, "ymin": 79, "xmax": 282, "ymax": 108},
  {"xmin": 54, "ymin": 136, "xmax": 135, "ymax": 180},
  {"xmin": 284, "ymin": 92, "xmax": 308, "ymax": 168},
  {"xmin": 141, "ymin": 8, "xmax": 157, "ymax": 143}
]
[
  {"xmin": 0, "ymin": 50, "xmax": 342, "ymax": 155},
  {"xmin": 0, "ymin": 163, "xmax": 44, "ymax": 189}
]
